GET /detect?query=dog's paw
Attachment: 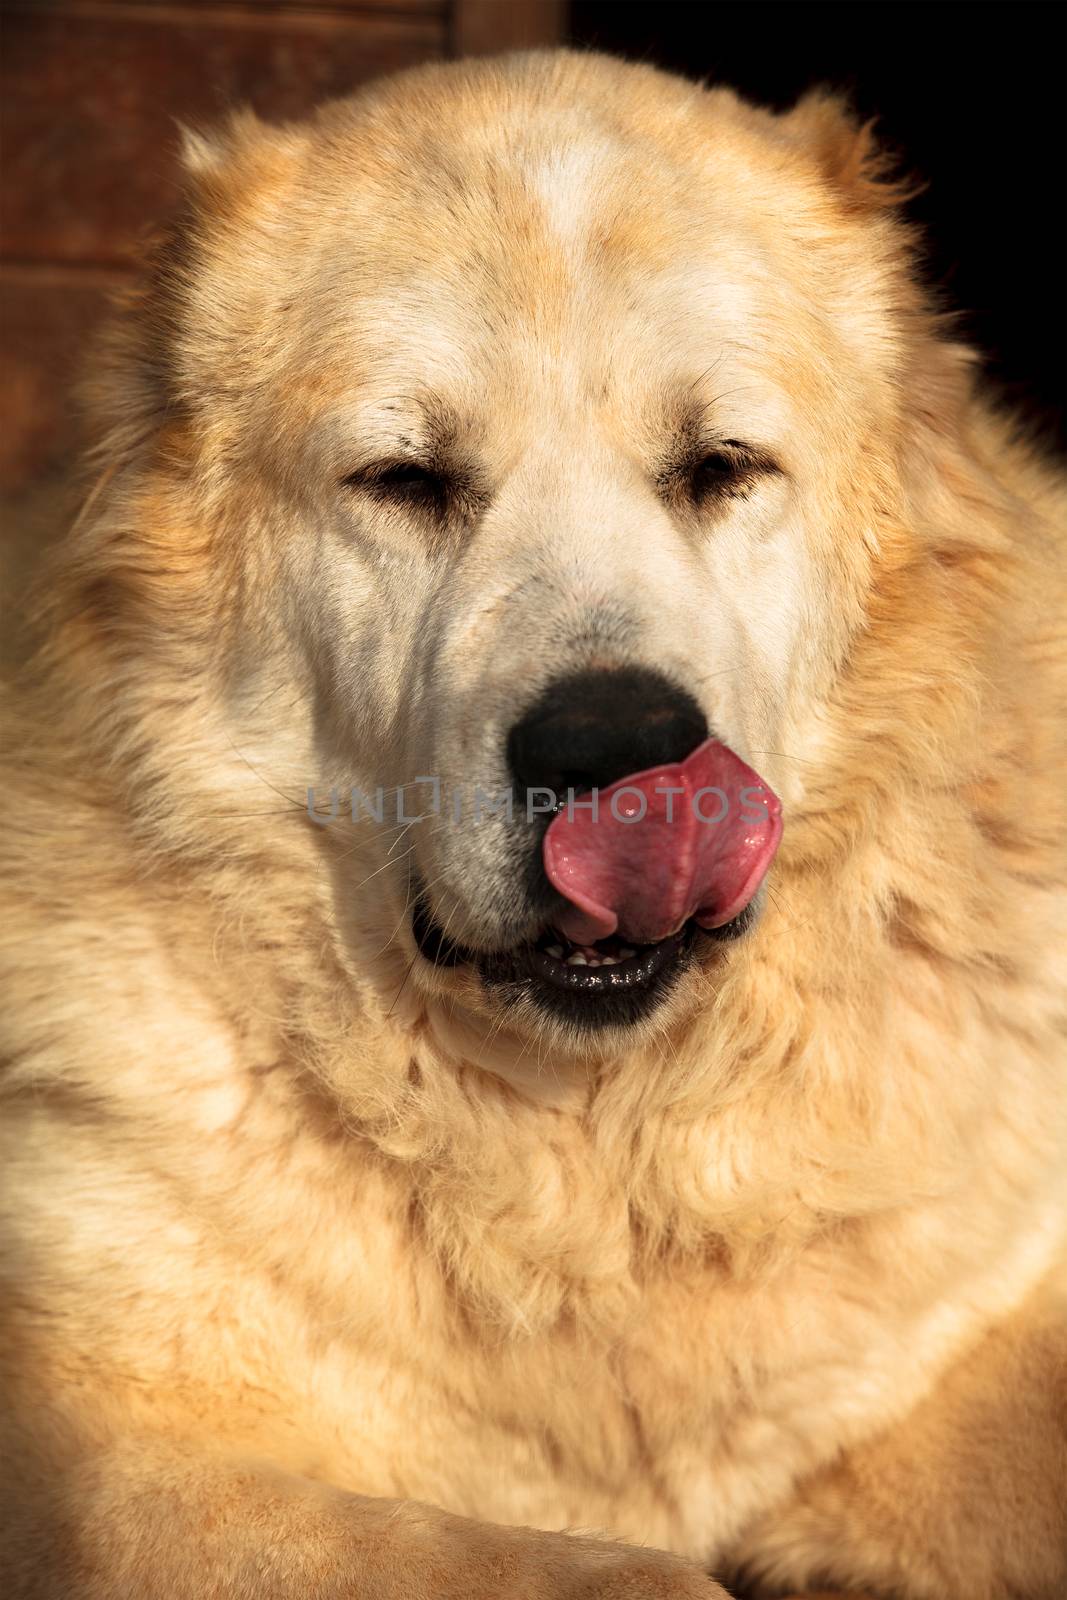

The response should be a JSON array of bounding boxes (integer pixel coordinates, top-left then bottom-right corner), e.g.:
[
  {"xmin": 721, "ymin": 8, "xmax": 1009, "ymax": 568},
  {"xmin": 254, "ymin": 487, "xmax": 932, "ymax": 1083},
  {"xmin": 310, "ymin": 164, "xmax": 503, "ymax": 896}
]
[
  {"xmin": 398, "ymin": 1510, "xmax": 729, "ymax": 1599},
  {"xmin": 551, "ymin": 1536, "xmax": 730, "ymax": 1598}
]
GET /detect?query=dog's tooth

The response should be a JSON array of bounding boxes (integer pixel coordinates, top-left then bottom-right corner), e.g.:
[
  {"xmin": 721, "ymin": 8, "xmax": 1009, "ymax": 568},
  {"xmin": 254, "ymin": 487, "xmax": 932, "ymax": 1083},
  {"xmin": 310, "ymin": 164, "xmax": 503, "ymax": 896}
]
[
  {"xmin": 546, "ymin": 944, "xmax": 564, "ymax": 959},
  {"xmin": 566, "ymin": 952, "xmax": 588, "ymax": 966},
  {"xmin": 600, "ymin": 955, "xmax": 618, "ymax": 966},
  {"xmin": 618, "ymin": 947, "xmax": 636, "ymax": 960}
]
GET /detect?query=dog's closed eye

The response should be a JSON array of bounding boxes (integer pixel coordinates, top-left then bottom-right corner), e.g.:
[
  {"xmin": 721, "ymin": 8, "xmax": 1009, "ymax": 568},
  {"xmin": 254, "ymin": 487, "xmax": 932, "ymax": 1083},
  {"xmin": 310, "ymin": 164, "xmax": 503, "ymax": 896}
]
[
  {"xmin": 686, "ymin": 442, "xmax": 781, "ymax": 508},
  {"xmin": 342, "ymin": 459, "xmax": 453, "ymax": 516}
]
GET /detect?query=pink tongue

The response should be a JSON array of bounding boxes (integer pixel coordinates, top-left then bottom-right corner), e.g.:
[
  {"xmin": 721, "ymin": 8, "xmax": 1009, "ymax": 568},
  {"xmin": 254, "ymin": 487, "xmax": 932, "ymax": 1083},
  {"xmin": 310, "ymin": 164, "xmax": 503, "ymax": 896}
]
[{"xmin": 543, "ymin": 738, "xmax": 782, "ymax": 945}]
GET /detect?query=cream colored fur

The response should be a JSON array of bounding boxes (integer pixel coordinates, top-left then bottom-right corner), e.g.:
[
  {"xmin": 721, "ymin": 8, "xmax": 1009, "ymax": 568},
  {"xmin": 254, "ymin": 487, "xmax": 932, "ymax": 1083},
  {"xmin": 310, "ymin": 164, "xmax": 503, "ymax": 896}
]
[{"xmin": 1, "ymin": 49, "xmax": 1065, "ymax": 1600}]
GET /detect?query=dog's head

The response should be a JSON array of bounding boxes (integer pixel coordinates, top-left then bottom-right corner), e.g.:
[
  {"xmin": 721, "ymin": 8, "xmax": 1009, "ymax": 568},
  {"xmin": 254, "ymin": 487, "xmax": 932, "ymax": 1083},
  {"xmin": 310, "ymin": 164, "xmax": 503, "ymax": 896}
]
[{"xmin": 75, "ymin": 53, "xmax": 945, "ymax": 1069}]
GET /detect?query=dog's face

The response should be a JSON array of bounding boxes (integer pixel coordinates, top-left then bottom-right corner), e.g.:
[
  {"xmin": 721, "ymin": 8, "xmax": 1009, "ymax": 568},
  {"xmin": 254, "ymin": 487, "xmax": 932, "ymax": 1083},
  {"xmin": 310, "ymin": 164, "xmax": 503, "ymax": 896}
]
[{"xmin": 123, "ymin": 55, "xmax": 918, "ymax": 1064}]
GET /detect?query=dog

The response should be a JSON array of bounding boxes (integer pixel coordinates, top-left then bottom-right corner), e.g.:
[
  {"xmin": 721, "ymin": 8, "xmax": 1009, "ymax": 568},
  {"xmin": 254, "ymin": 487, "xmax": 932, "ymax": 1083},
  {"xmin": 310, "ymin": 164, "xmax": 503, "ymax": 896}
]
[{"xmin": 2, "ymin": 47, "xmax": 1065, "ymax": 1600}]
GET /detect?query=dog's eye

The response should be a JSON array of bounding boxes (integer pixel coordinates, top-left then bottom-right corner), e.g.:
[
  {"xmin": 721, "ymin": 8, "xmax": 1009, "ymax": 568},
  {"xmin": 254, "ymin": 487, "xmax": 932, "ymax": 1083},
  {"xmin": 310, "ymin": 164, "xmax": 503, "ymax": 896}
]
[
  {"xmin": 679, "ymin": 441, "xmax": 780, "ymax": 509},
  {"xmin": 689, "ymin": 442, "xmax": 776, "ymax": 504},
  {"xmin": 690, "ymin": 449, "xmax": 744, "ymax": 500},
  {"xmin": 343, "ymin": 460, "xmax": 451, "ymax": 515}
]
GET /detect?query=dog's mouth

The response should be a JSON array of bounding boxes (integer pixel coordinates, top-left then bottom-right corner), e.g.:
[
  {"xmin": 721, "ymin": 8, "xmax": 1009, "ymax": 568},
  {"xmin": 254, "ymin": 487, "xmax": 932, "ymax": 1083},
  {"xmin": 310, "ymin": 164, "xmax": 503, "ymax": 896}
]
[
  {"xmin": 411, "ymin": 895, "xmax": 752, "ymax": 1030},
  {"xmin": 408, "ymin": 735, "xmax": 781, "ymax": 1031}
]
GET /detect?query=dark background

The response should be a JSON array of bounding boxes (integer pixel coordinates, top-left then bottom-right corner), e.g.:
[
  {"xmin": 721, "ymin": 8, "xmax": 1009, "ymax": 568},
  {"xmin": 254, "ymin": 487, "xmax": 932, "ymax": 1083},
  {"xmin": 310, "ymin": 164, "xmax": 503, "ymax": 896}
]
[{"xmin": 571, "ymin": 1, "xmax": 1067, "ymax": 451}]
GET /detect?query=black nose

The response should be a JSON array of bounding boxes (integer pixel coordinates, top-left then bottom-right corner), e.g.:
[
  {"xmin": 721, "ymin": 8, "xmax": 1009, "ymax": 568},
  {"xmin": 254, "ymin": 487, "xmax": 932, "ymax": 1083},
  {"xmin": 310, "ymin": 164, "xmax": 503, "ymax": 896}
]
[{"xmin": 507, "ymin": 668, "xmax": 708, "ymax": 798}]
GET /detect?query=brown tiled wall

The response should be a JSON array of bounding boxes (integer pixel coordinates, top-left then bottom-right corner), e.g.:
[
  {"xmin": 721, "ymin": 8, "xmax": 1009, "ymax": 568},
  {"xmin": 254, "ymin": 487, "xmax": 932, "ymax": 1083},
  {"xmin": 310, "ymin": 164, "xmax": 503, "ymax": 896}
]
[{"xmin": 0, "ymin": 0, "xmax": 563, "ymax": 497}]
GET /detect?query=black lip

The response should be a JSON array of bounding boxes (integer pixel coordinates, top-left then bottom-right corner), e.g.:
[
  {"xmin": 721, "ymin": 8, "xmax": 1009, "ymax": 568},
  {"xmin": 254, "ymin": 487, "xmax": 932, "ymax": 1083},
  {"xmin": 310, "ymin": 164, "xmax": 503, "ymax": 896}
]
[
  {"xmin": 522, "ymin": 933, "xmax": 685, "ymax": 991},
  {"xmin": 410, "ymin": 895, "xmax": 467, "ymax": 968},
  {"xmin": 411, "ymin": 894, "xmax": 756, "ymax": 1032},
  {"xmin": 489, "ymin": 926, "xmax": 696, "ymax": 1030}
]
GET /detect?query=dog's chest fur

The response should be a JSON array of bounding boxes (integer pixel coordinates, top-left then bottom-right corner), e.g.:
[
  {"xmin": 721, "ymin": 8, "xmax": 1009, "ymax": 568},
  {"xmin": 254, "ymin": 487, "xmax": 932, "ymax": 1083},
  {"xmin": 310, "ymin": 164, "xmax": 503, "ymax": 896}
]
[{"xmin": 23, "ymin": 984, "xmax": 1056, "ymax": 1569}]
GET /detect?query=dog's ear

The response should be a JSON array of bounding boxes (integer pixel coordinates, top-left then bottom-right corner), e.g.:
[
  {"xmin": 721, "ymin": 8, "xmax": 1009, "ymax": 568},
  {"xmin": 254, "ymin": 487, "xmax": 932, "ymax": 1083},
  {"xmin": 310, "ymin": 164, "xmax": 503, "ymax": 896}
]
[
  {"xmin": 81, "ymin": 109, "xmax": 307, "ymax": 466},
  {"xmin": 177, "ymin": 120, "xmax": 230, "ymax": 178},
  {"xmin": 175, "ymin": 108, "xmax": 306, "ymax": 202},
  {"xmin": 781, "ymin": 91, "xmax": 917, "ymax": 215}
]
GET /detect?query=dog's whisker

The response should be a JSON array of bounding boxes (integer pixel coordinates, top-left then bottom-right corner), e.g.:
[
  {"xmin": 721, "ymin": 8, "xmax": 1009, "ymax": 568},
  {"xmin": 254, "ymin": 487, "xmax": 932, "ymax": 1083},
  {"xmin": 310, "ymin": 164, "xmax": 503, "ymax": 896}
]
[{"xmin": 748, "ymin": 748, "xmax": 821, "ymax": 767}]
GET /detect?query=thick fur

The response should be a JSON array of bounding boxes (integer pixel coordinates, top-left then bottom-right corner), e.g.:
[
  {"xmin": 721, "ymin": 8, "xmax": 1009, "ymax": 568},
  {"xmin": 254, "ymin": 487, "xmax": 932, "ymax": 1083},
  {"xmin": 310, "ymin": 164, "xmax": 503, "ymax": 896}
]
[{"xmin": 1, "ymin": 49, "xmax": 1065, "ymax": 1600}]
